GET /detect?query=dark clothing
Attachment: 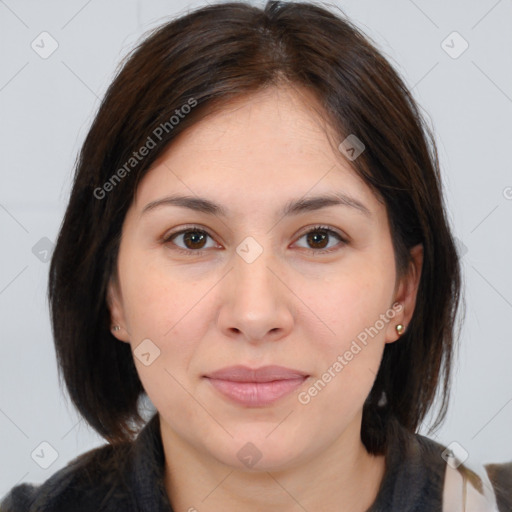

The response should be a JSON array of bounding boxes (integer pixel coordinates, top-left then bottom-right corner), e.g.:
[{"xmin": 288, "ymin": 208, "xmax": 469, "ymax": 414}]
[
  {"xmin": 485, "ymin": 462, "xmax": 512, "ymax": 512},
  {"xmin": 1, "ymin": 412, "xmax": 509, "ymax": 511},
  {"xmin": 1, "ymin": 413, "xmax": 172, "ymax": 512}
]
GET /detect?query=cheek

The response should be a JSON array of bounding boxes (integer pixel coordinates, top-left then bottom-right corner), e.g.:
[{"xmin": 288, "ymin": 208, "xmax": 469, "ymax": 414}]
[
  {"xmin": 297, "ymin": 280, "xmax": 389, "ymax": 420},
  {"xmin": 122, "ymin": 262, "xmax": 212, "ymax": 412},
  {"xmin": 295, "ymin": 257, "xmax": 394, "ymax": 417},
  {"xmin": 117, "ymin": 253, "xmax": 215, "ymax": 404},
  {"xmin": 119, "ymin": 247, "xmax": 207, "ymax": 338},
  {"xmin": 298, "ymin": 260, "xmax": 394, "ymax": 350}
]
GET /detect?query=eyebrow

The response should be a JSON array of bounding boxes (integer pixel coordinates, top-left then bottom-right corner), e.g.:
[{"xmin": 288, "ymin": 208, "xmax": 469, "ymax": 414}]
[{"xmin": 140, "ymin": 192, "xmax": 372, "ymax": 219}]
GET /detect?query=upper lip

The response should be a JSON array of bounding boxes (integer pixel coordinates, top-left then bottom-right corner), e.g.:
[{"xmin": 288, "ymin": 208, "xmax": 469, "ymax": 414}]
[{"xmin": 204, "ymin": 365, "xmax": 308, "ymax": 382}]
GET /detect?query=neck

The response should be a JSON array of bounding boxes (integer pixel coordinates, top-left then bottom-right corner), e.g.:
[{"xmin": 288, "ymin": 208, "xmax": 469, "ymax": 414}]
[{"xmin": 160, "ymin": 415, "xmax": 386, "ymax": 512}]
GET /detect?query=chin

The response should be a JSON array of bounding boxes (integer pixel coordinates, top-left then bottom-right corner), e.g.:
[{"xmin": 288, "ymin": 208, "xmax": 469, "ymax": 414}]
[{"xmin": 208, "ymin": 429, "xmax": 310, "ymax": 473}]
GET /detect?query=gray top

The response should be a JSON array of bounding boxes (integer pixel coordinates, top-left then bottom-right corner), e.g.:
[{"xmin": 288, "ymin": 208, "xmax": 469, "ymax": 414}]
[{"xmin": 1, "ymin": 412, "xmax": 509, "ymax": 511}]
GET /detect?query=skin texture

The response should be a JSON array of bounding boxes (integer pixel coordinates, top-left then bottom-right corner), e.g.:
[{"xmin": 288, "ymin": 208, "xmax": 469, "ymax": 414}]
[{"xmin": 108, "ymin": 85, "xmax": 423, "ymax": 511}]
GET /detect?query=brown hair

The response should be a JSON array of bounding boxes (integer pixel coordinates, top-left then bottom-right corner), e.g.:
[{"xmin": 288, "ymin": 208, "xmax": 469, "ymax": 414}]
[{"xmin": 48, "ymin": 0, "xmax": 463, "ymax": 454}]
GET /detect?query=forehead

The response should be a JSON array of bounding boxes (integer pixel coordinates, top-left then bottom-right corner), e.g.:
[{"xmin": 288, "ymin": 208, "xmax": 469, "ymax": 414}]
[
  {"xmin": 132, "ymin": 86, "xmax": 380, "ymax": 214},
  {"xmin": 167, "ymin": 86, "xmax": 338, "ymax": 159}
]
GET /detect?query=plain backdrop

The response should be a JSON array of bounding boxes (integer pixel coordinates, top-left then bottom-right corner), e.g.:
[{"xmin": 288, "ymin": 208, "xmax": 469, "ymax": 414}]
[{"xmin": 1, "ymin": 0, "xmax": 511, "ymax": 496}]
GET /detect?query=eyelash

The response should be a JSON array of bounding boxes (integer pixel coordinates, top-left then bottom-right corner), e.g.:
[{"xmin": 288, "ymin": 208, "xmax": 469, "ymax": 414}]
[{"xmin": 162, "ymin": 224, "xmax": 347, "ymax": 257}]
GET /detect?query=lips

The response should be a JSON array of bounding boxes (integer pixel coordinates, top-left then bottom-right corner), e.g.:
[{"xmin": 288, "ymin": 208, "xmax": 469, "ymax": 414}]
[
  {"xmin": 203, "ymin": 365, "xmax": 309, "ymax": 407},
  {"xmin": 205, "ymin": 365, "xmax": 308, "ymax": 382}
]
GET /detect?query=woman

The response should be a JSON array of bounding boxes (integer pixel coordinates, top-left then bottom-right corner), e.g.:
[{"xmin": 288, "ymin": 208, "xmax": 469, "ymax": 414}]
[{"xmin": 2, "ymin": 1, "xmax": 510, "ymax": 510}]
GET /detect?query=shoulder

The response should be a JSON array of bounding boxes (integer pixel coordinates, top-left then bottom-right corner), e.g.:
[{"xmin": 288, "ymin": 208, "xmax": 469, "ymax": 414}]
[
  {"xmin": 368, "ymin": 426, "xmax": 448, "ymax": 510},
  {"xmin": 441, "ymin": 453, "xmax": 509, "ymax": 511},
  {"xmin": 485, "ymin": 462, "xmax": 512, "ymax": 512},
  {"xmin": 401, "ymin": 431, "xmax": 507, "ymax": 511},
  {"xmin": 376, "ymin": 424, "xmax": 502, "ymax": 512},
  {"xmin": 0, "ymin": 441, "xmax": 136, "ymax": 512}
]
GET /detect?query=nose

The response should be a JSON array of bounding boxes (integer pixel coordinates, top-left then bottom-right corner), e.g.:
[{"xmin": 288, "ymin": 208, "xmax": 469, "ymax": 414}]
[{"xmin": 217, "ymin": 248, "xmax": 294, "ymax": 344}]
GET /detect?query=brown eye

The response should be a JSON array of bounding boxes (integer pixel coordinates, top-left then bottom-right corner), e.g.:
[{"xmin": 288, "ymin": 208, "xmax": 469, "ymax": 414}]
[
  {"xmin": 164, "ymin": 227, "xmax": 217, "ymax": 254},
  {"xmin": 295, "ymin": 226, "xmax": 346, "ymax": 253},
  {"xmin": 181, "ymin": 230, "xmax": 208, "ymax": 250},
  {"xmin": 306, "ymin": 229, "xmax": 329, "ymax": 249}
]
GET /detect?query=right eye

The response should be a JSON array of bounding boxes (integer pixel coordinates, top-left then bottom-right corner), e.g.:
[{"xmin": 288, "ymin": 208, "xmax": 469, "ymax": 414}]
[{"xmin": 163, "ymin": 226, "xmax": 220, "ymax": 256}]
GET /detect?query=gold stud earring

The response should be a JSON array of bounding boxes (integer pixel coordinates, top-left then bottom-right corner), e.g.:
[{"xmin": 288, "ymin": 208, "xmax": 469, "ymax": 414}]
[{"xmin": 396, "ymin": 324, "xmax": 405, "ymax": 336}]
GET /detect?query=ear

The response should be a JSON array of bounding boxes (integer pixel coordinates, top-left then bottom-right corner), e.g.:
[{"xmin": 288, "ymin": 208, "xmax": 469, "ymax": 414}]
[
  {"xmin": 106, "ymin": 278, "xmax": 130, "ymax": 343},
  {"xmin": 385, "ymin": 243, "xmax": 423, "ymax": 344}
]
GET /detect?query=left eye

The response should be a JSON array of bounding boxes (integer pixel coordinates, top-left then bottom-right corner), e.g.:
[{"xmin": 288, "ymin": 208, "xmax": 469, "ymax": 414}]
[{"xmin": 294, "ymin": 226, "xmax": 346, "ymax": 253}]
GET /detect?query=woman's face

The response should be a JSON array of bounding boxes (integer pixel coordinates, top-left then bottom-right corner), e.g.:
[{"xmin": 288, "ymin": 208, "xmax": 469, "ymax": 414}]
[{"xmin": 109, "ymin": 86, "xmax": 422, "ymax": 471}]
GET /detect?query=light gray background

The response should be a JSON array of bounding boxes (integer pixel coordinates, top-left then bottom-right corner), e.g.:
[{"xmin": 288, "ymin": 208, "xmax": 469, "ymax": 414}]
[{"xmin": 1, "ymin": 0, "xmax": 511, "ymax": 495}]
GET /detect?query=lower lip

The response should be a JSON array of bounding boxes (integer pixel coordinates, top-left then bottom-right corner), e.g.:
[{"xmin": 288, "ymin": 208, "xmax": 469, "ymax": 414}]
[{"xmin": 205, "ymin": 377, "xmax": 307, "ymax": 407}]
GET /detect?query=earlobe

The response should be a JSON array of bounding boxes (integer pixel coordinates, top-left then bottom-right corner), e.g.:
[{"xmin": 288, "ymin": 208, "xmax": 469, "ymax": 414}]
[{"xmin": 384, "ymin": 311, "xmax": 406, "ymax": 344}]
